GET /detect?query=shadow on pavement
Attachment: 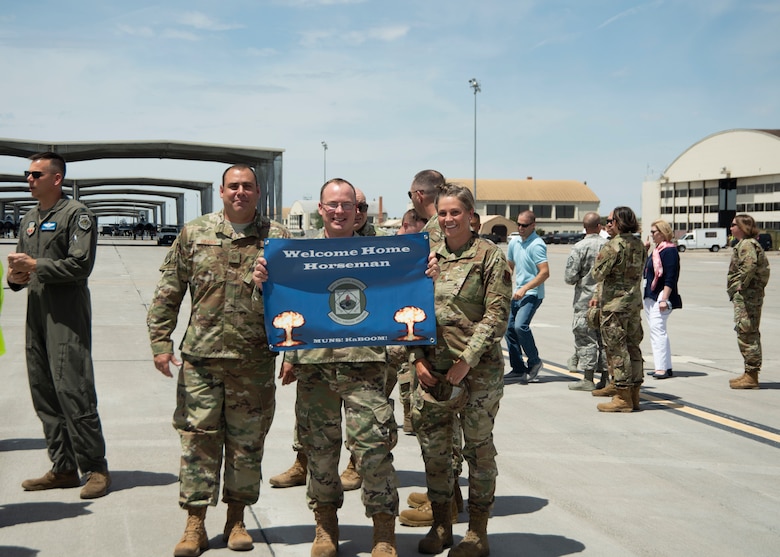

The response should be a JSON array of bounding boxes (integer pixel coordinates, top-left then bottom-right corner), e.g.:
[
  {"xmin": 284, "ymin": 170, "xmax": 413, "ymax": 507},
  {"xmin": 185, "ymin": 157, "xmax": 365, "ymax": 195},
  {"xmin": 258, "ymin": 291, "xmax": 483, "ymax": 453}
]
[
  {"xmin": 0, "ymin": 501, "xmax": 92, "ymax": 528},
  {"xmin": 0, "ymin": 438, "xmax": 47, "ymax": 452},
  {"xmin": 0, "ymin": 547, "xmax": 39, "ymax": 557},
  {"xmin": 107, "ymin": 470, "xmax": 178, "ymax": 493}
]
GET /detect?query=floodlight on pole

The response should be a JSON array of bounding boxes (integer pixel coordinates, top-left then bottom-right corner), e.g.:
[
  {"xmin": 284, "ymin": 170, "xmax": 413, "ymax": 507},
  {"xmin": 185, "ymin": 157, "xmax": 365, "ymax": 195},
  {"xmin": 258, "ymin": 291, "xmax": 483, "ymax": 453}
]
[
  {"xmin": 468, "ymin": 78, "xmax": 481, "ymax": 202},
  {"xmin": 321, "ymin": 141, "xmax": 328, "ymax": 183}
]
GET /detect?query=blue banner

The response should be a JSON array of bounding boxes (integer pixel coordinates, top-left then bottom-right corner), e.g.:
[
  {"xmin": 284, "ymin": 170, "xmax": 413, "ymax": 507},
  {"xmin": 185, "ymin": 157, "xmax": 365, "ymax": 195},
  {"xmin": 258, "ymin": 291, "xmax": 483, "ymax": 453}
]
[{"xmin": 262, "ymin": 233, "xmax": 436, "ymax": 351}]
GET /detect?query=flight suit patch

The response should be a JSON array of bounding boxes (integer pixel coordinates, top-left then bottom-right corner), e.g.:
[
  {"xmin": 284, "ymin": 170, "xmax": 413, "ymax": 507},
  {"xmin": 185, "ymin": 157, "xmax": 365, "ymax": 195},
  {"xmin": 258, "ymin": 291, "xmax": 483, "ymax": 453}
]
[
  {"xmin": 78, "ymin": 214, "xmax": 92, "ymax": 231},
  {"xmin": 26, "ymin": 221, "xmax": 36, "ymax": 236},
  {"xmin": 41, "ymin": 222, "xmax": 56, "ymax": 231}
]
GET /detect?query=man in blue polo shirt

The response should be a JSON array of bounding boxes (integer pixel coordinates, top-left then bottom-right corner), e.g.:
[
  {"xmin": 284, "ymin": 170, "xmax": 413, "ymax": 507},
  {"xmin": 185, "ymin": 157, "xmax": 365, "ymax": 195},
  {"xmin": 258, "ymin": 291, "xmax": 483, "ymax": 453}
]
[{"xmin": 505, "ymin": 210, "xmax": 549, "ymax": 383}]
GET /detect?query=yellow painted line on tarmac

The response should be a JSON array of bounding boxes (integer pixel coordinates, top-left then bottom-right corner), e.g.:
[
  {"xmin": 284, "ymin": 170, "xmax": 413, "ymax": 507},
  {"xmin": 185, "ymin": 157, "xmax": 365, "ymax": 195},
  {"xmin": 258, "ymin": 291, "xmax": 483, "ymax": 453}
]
[{"xmin": 542, "ymin": 360, "xmax": 780, "ymax": 446}]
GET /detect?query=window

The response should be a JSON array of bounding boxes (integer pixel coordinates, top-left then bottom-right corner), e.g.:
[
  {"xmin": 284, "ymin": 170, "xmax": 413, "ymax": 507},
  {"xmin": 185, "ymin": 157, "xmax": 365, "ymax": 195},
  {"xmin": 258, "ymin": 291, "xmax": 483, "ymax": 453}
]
[
  {"xmin": 675, "ymin": 189, "xmax": 688, "ymax": 198},
  {"xmin": 486, "ymin": 204, "xmax": 507, "ymax": 217},
  {"xmin": 690, "ymin": 188, "xmax": 703, "ymax": 197},
  {"xmin": 555, "ymin": 205, "xmax": 575, "ymax": 219},
  {"xmin": 534, "ymin": 205, "xmax": 552, "ymax": 218},
  {"xmin": 509, "ymin": 204, "xmax": 529, "ymax": 220},
  {"xmin": 705, "ymin": 187, "xmax": 718, "ymax": 197}
]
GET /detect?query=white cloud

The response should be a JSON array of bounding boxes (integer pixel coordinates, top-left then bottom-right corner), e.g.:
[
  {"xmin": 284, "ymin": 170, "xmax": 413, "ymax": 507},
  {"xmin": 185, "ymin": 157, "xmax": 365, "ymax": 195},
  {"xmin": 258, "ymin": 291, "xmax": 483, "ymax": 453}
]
[{"xmin": 177, "ymin": 12, "xmax": 243, "ymax": 32}]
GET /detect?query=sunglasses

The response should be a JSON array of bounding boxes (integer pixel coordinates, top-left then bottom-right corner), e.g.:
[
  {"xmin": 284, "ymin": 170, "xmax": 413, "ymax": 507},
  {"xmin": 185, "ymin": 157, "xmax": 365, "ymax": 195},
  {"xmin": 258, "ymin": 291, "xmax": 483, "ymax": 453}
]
[
  {"xmin": 357, "ymin": 202, "xmax": 368, "ymax": 212},
  {"xmin": 517, "ymin": 222, "xmax": 532, "ymax": 228},
  {"xmin": 407, "ymin": 190, "xmax": 423, "ymax": 199},
  {"xmin": 605, "ymin": 218, "xmax": 615, "ymax": 224},
  {"xmin": 24, "ymin": 171, "xmax": 47, "ymax": 179}
]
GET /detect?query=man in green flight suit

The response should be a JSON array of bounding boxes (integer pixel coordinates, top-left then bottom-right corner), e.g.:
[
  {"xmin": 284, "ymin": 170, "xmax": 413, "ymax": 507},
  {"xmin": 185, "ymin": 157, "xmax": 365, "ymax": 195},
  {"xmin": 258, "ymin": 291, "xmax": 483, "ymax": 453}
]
[{"xmin": 7, "ymin": 151, "xmax": 110, "ymax": 499}]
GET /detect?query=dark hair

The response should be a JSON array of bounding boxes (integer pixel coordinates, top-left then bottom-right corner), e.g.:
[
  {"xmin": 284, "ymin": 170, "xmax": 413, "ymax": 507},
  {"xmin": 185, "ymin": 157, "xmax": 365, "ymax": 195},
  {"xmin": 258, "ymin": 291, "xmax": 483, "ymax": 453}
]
[
  {"xmin": 403, "ymin": 208, "xmax": 426, "ymax": 225},
  {"xmin": 612, "ymin": 206, "xmax": 639, "ymax": 234},
  {"xmin": 29, "ymin": 151, "xmax": 66, "ymax": 178},
  {"xmin": 320, "ymin": 178, "xmax": 356, "ymax": 201},
  {"xmin": 222, "ymin": 164, "xmax": 257, "ymax": 186},
  {"xmin": 412, "ymin": 169, "xmax": 445, "ymax": 197},
  {"xmin": 734, "ymin": 213, "xmax": 759, "ymax": 237},
  {"xmin": 434, "ymin": 182, "xmax": 474, "ymax": 213}
]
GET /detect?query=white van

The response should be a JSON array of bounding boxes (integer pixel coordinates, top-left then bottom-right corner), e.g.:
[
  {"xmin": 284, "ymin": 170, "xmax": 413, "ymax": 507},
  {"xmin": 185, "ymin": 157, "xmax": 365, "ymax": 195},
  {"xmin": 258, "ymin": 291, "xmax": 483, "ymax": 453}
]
[{"xmin": 677, "ymin": 228, "xmax": 727, "ymax": 252}]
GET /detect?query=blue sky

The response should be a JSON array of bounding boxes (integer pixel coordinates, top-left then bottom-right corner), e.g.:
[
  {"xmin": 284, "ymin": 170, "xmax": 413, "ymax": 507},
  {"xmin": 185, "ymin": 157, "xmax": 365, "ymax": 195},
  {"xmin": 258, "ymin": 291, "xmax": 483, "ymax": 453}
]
[{"xmin": 1, "ymin": 0, "xmax": 779, "ymax": 222}]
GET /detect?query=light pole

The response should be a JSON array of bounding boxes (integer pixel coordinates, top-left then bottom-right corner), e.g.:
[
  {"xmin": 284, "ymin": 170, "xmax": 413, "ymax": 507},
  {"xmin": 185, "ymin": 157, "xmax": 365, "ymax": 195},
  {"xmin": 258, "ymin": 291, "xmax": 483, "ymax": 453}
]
[
  {"xmin": 321, "ymin": 141, "xmax": 328, "ymax": 183},
  {"xmin": 468, "ymin": 78, "xmax": 481, "ymax": 202}
]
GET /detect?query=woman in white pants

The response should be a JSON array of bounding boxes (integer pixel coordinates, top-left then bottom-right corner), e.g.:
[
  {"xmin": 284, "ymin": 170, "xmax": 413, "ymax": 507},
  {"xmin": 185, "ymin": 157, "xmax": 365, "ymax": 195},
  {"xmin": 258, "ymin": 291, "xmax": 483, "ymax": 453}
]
[{"xmin": 643, "ymin": 220, "xmax": 682, "ymax": 379}]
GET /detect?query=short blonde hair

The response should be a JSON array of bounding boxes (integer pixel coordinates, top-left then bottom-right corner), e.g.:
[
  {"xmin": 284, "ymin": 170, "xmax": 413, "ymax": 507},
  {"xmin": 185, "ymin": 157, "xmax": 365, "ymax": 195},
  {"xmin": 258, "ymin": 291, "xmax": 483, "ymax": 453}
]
[{"xmin": 651, "ymin": 219, "xmax": 674, "ymax": 242}]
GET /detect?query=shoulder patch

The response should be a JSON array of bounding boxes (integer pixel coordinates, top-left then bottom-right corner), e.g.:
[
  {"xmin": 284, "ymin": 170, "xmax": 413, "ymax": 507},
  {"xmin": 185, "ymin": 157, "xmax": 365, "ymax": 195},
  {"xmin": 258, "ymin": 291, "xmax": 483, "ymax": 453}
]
[{"xmin": 78, "ymin": 214, "xmax": 92, "ymax": 231}]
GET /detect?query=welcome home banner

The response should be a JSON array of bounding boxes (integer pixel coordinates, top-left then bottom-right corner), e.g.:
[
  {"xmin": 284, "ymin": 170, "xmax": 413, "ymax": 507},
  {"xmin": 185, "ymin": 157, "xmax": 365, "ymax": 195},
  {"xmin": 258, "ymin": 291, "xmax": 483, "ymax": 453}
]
[{"xmin": 262, "ymin": 233, "xmax": 436, "ymax": 351}]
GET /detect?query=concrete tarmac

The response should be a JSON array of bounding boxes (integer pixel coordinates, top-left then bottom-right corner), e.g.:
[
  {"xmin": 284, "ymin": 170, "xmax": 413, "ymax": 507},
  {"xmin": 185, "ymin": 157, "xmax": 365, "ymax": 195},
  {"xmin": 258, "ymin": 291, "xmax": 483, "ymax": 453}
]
[{"xmin": 1, "ymin": 237, "xmax": 779, "ymax": 556}]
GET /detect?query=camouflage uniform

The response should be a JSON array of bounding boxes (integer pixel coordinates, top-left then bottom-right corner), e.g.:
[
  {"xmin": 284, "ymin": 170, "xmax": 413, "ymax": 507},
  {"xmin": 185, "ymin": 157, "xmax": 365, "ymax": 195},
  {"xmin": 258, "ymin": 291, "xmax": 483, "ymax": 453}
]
[
  {"xmin": 564, "ymin": 233, "xmax": 608, "ymax": 373},
  {"xmin": 147, "ymin": 209, "xmax": 289, "ymax": 507},
  {"xmin": 284, "ymin": 347, "xmax": 399, "ymax": 516},
  {"xmin": 355, "ymin": 221, "xmax": 388, "ymax": 237},
  {"xmin": 8, "ymin": 196, "xmax": 108, "ymax": 475},
  {"xmin": 419, "ymin": 215, "xmax": 465, "ymax": 476},
  {"xmin": 591, "ymin": 233, "xmax": 646, "ymax": 386},
  {"xmin": 727, "ymin": 238, "xmax": 770, "ymax": 373},
  {"xmin": 409, "ymin": 236, "xmax": 512, "ymax": 512}
]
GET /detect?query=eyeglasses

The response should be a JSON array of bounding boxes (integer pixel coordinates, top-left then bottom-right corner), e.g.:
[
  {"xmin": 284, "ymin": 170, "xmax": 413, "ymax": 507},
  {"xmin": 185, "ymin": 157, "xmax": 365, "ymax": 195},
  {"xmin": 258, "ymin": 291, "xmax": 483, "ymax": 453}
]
[
  {"xmin": 24, "ymin": 171, "xmax": 47, "ymax": 179},
  {"xmin": 322, "ymin": 202, "xmax": 355, "ymax": 212},
  {"xmin": 605, "ymin": 218, "xmax": 615, "ymax": 224},
  {"xmin": 730, "ymin": 223, "xmax": 737, "ymax": 227},
  {"xmin": 357, "ymin": 202, "xmax": 368, "ymax": 212},
  {"xmin": 650, "ymin": 229, "xmax": 659, "ymax": 234},
  {"xmin": 517, "ymin": 222, "xmax": 532, "ymax": 228},
  {"xmin": 407, "ymin": 190, "xmax": 423, "ymax": 199}
]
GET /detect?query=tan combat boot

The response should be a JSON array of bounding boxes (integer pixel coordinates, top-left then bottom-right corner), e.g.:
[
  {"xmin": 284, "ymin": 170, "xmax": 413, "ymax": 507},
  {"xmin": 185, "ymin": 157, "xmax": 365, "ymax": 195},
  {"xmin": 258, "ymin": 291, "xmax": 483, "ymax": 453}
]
[
  {"xmin": 591, "ymin": 380, "xmax": 617, "ymax": 397},
  {"xmin": 597, "ymin": 387, "xmax": 634, "ymax": 413},
  {"xmin": 407, "ymin": 491, "xmax": 429, "ymax": 508},
  {"xmin": 371, "ymin": 512, "xmax": 397, "ymax": 557},
  {"xmin": 399, "ymin": 497, "xmax": 459, "ymax": 526},
  {"xmin": 223, "ymin": 503, "xmax": 253, "ymax": 551},
  {"xmin": 80, "ymin": 470, "xmax": 111, "ymax": 499},
  {"xmin": 174, "ymin": 506, "xmax": 209, "ymax": 557},
  {"xmin": 449, "ymin": 508, "xmax": 490, "ymax": 557},
  {"xmin": 417, "ymin": 501, "xmax": 453, "ymax": 554},
  {"xmin": 269, "ymin": 452, "xmax": 307, "ymax": 488},
  {"xmin": 730, "ymin": 370, "xmax": 760, "ymax": 389},
  {"xmin": 729, "ymin": 372, "xmax": 747, "ymax": 386},
  {"xmin": 339, "ymin": 454, "xmax": 362, "ymax": 491},
  {"xmin": 21, "ymin": 469, "xmax": 80, "ymax": 491},
  {"xmin": 311, "ymin": 505, "xmax": 339, "ymax": 557}
]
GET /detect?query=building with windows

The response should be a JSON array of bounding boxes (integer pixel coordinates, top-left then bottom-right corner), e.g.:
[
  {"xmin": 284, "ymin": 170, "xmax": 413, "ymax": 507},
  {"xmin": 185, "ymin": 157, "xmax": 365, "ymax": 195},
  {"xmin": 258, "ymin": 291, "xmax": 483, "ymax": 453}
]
[
  {"xmin": 452, "ymin": 177, "xmax": 600, "ymax": 235},
  {"xmin": 641, "ymin": 129, "xmax": 780, "ymax": 240}
]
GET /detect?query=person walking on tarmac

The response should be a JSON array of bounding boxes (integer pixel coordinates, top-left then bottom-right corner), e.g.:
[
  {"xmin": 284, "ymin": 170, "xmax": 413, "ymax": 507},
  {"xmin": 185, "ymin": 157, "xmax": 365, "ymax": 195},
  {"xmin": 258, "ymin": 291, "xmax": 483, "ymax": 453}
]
[{"xmin": 6, "ymin": 151, "xmax": 110, "ymax": 499}]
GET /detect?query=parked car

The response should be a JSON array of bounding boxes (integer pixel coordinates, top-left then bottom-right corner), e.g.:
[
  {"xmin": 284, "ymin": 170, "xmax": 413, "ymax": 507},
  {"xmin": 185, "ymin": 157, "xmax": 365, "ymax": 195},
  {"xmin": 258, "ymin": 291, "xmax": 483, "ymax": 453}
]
[
  {"xmin": 757, "ymin": 233, "xmax": 773, "ymax": 251},
  {"xmin": 480, "ymin": 233, "xmax": 501, "ymax": 243},
  {"xmin": 157, "ymin": 226, "xmax": 179, "ymax": 246}
]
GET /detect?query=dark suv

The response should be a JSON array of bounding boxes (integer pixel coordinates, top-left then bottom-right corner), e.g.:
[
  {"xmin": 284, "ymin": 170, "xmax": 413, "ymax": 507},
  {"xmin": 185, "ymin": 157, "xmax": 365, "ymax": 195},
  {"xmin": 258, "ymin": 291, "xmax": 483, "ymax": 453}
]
[{"xmin": 757, "ymin": 233, "xmax": 772, "ymax": 251}]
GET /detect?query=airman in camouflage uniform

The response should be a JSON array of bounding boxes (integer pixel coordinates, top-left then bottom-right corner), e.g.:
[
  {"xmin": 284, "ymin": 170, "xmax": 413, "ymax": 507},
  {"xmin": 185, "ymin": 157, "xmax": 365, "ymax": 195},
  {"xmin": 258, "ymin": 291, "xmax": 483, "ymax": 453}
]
[
  {"xmin": 255, "ymin": 179, "xmax": 430, "ymax": 557},
  {"xmin": 564, "ymin": 212, "xmax": 608, "ymax": 391},
  {"xmin": 590, "ymin": 207, "xmax": 646, "ymax": 413},
  {"xmin": 147, "ymin": 164, "xmax": 289, "ymax": 556},
  {"xmin": 409, "ymin": 184, "xmax": 511, "ymax": 556},
  {"xmin": 727, "ymin": 214, "xmax": 770, "ymax": 389}
]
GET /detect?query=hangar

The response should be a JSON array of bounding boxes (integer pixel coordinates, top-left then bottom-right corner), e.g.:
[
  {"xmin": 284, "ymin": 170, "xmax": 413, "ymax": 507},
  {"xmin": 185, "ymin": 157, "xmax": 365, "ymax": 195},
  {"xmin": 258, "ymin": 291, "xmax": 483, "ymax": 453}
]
[
  {"xmin": 641, "ymin": 129, "xmax": 780, "ymax": 243},
  {"xmin": 0, "ymin": 138, "xmax": 284, "ymax": 230}
]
